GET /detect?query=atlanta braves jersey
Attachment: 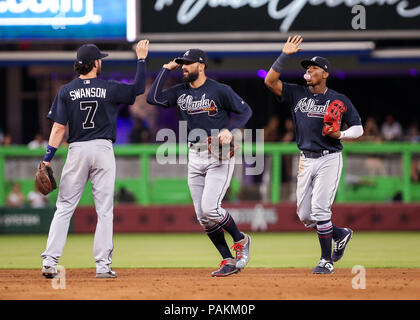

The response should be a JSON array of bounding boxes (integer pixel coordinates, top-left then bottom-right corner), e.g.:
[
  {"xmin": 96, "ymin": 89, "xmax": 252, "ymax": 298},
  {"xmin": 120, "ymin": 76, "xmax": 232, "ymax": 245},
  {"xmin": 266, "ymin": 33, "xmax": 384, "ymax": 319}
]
[
  {"xmin": 281, "ymin": 82, "xmax": 362, "ymax": 152},
  {"xmin": 147, "ymin": 68, "xmax": 252, "ymax": 141},
  {"xmin": 48, "ymin": 60, "xmax": 147, "ymax": 143}
]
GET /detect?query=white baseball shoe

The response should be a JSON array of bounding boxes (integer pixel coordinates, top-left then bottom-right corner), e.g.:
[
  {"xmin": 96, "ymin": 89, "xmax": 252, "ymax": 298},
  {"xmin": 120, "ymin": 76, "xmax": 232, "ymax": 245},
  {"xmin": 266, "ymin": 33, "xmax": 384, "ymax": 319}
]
[
  {"xmin": 42, "ymin": 266, "xmax": 58, "ymax": 279},
  {"xmin": 96, "ymin": 268, "xmax": 117, "ymax": 278}
]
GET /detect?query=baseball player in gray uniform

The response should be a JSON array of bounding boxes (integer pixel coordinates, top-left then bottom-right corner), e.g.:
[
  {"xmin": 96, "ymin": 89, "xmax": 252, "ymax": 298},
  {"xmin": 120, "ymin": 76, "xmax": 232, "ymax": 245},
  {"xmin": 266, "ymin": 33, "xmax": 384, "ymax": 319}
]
[
  {"xmin": 147, "ymin": 49, "xmax": 253, "ymax": 277},
  {"xmin": 265, "ymin": 35, "xmax": 364, "ymax": 274},
  {"xmin": 41, "ymin": 40, "xmax": 150, "ymax": 279}
]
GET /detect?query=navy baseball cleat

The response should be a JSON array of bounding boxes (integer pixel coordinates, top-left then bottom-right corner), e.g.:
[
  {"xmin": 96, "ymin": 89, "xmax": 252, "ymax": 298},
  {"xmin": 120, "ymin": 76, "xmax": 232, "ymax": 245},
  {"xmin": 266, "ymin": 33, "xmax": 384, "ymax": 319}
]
[
  {"xmin": 332, "ymin": 228, "xmax": 353, "ymax": 262},
  {"xmin": 96, "ymin": 268, "xmax": 117, "ymax": 279},
  {"xmin": 312, "ymin": 259, "xmax": 334, "ymax": 274},
  {"xmin": 211, "ymin": 258, "xmax": 240, "ymax": 277},
  {"xmin": 42, "ymin": 266, "xmax": 58, "ymax": 279},
  {"xmin": 232, "ymin": 233, "xmax": 251, "ymax": 270}
]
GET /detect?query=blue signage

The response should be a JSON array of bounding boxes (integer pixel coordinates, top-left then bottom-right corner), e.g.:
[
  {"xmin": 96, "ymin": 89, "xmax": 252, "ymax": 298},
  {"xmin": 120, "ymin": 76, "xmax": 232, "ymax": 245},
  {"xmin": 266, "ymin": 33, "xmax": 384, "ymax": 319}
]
[{"xmin": 0, "ymin": 0, "xmax": 136, "ymax": 41}]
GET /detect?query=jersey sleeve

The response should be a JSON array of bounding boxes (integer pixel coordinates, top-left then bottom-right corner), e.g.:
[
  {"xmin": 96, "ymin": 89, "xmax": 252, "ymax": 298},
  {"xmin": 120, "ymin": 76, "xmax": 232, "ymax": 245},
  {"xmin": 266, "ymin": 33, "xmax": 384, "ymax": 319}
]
[
  {"xmin": 109, "ymin": 81, "xmax": 137, "ymax": 105},
  {"xmin": 340, "ymin": 95, "xmax": 362, "ymax": 127},
  {"xmin": 109, "ymin": 60, "xmax": 147, "ymax": 105},
  {"xmin": 221, "ymin": 85, "xmax": 253, "ymax": 130},
  {"xmin": 280, "ymin": 82, "xmax": 299, "ymax": 106},
  {"xmin": 221, "ymin": 85, "xmax": 248, "ymax": 113},
  {"xmin": 146, "ymin": 68, "xmax": 179, "ymax": 108},
  {"xmin": 47, "ymin": 87, "xmax": 68, "ymax": 125}
]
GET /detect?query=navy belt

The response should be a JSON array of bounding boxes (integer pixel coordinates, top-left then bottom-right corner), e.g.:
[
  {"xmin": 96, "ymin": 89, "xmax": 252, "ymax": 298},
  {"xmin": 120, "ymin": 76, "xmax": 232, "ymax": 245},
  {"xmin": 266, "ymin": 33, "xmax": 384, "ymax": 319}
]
[{"xmin": 300, "ymin": 150, "xmax": 337, "ymax": 159}]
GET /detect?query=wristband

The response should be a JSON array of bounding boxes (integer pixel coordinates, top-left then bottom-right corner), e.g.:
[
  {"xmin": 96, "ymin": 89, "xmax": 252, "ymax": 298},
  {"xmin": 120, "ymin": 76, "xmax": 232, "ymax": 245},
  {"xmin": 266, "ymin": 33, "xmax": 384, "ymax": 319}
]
[
  {"xmin": 271, "ymin": 52, "xmax": 289, "ymax": 73},
  {"xmin": 43, "ymin": 145, "xmax": 57, "ymax": 162}
]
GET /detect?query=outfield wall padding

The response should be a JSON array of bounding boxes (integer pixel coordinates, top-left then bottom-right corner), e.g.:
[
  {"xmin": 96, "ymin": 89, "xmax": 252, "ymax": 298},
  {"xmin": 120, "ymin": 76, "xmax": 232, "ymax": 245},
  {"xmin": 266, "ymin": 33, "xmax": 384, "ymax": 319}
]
[
  {"xmin": 0, "ymin": 206, "xmax": 61, "ymax": 234},
  {"xmin": 73, "ymin": 202, "xmax": 420, "ymax": 233}
]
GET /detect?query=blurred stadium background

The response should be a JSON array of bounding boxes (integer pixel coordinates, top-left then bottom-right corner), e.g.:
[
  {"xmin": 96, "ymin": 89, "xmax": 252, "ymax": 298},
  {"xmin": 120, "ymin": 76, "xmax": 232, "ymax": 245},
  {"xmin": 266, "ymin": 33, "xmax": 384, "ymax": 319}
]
[{"xmin": 1, "ymin": 0, "xmax": 420, "ymax": 238}]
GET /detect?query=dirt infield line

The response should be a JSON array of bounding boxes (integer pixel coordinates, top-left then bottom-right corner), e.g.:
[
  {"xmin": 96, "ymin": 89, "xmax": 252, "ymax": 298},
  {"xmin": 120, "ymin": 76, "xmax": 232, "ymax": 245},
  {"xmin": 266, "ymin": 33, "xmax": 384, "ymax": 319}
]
[{"xmin": 0, "ymin": 268, "xmax": 419, "ymax": 300}]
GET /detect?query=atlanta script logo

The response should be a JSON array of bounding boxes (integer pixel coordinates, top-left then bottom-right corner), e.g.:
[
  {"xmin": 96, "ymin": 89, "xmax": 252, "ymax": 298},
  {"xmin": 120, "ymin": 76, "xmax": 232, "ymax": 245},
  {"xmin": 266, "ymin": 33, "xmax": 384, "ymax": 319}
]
[
  {"xmin": 177, "ymin": 94, "xmax": 218, "ymax": 115},
  {"xmin": 294, "ymin": 98, "xmax": 330, "ymax": 118}
]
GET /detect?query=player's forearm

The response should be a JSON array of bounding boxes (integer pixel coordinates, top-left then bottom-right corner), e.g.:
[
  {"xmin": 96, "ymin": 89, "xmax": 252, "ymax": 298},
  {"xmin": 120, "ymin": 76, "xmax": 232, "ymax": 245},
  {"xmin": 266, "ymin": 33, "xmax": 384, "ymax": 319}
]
[
  {"xmin": 146, "ymin": 68, "xmax": 171, "ymax": 107},
  {"xmin": 43, "ymin": 122, "xmax": 66, "ymax": 164},
  {"xmin": 264, "ymin": 52, "xmax": 289, "ymax": 96},
  {"xmin": 48, "ymin": 123, "xmax": 66, "ymax": 148},
  {"xmin": 132, "ymin": 59, "xmax": 147, "ymax": 95},
  {"xmin": 264, "ymin": 68, "xmax": 283, "ymax": 95},
  {"xmin": 339, "ymin": 125, "xmax": 364, "ymax": 140}
]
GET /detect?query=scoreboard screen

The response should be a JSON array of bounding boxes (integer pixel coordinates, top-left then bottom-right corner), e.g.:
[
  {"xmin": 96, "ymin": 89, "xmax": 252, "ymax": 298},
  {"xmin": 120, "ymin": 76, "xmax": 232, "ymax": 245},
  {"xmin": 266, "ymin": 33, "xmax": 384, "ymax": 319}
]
[{"xmin": 0, "ymin": 0, "xmax": 137, "ymax": 41}]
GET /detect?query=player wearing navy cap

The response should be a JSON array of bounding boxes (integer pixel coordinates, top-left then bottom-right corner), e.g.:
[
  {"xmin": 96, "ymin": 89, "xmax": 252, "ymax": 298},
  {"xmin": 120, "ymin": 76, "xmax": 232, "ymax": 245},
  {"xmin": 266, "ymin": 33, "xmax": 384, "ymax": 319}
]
[
  {"xmin": 40, "ymin": 40, "xmax": 150, "ymax": 279},
  {"xmin": 265, "ymin": 35, "xmax": 363, "ymax": 274},
  {"xmin": 147, "ymin": 48, "xmax": 253, "ymax": 277}
]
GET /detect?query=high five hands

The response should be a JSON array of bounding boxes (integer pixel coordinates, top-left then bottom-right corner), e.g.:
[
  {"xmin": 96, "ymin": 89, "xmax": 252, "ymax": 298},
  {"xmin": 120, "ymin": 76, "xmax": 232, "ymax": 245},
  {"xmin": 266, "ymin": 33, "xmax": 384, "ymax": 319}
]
[
  {"xmin": 282, "ymin": 35, "xmax": 303, "ymax": 55},
  {"xmin": 136, "ymin": 39, "xmax": 149, "ymax": 60}
]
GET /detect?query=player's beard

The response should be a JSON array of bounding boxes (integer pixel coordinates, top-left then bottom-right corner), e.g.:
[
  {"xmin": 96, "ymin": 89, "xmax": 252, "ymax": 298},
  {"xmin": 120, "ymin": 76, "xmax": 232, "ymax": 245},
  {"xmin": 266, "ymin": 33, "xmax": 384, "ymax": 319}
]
[{"xmin": 183, "ymin": 70, "xmax": 199, "ymax": 83}]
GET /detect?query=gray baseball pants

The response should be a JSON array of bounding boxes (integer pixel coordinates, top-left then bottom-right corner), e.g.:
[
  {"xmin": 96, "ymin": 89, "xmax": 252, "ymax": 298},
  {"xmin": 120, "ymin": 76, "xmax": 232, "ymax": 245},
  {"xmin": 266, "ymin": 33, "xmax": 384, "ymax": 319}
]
[
  {"xmin": 41, "ymin": 139, "xmax": 115, "ymax": 273},
  {"xmin": 187, "ymin": 146, "xmax": 235, "ymax": 231},
  {"xmin": 296, "ymin": 152, "xmax": 343, "ymax": 228}
]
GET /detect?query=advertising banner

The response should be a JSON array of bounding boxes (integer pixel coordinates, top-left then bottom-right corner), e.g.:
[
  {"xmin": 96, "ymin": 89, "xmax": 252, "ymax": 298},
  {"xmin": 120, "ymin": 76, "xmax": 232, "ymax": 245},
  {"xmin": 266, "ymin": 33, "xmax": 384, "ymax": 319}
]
[
  {"xmin": 73, "ymin": 203, "xmax": 420, "ymax": 233},
  {"xmin": 0, "ymin": 207, "xmax": 59, "ymax": 233},
  {"xmin": 0, "ymin": 0, "xmax": 136, "ymax": 41}
]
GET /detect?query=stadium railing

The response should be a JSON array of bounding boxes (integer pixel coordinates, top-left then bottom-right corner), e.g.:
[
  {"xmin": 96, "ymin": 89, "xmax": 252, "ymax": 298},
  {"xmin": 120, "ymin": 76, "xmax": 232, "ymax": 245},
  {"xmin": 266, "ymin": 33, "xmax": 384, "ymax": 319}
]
[{"xmin": 0, "ymin": 142, "xmax": 419, "ymax": 206}]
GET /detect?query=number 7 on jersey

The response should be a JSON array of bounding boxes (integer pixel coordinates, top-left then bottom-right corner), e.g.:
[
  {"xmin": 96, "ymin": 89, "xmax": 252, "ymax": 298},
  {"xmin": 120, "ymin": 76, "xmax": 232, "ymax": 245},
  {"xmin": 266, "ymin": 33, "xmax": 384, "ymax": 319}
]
[{"xmin": 80, "ymin": 101, "xmax": 98, "ymax": 129}]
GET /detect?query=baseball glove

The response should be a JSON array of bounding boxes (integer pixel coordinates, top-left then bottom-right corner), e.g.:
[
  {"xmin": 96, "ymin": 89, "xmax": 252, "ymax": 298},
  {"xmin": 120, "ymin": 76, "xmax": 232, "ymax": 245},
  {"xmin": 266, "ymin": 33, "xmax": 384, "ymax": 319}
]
[
  {"xmin": 35, "ymin": 161, "xmax": 57, "ymax": 195},
  {"xmin": 207, "ymin": 136, "xmax": 235, "ymax": 160},
  {"xmin": 322, "ymin": 99, "xmax": 347, "ymax": 136}
]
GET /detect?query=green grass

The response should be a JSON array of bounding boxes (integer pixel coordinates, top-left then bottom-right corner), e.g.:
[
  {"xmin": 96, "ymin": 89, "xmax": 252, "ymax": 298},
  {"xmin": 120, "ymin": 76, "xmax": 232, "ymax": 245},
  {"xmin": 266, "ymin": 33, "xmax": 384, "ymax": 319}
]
[{"xmin": 0, "ymin": 232, "xmax": 419, "ymax": 269}]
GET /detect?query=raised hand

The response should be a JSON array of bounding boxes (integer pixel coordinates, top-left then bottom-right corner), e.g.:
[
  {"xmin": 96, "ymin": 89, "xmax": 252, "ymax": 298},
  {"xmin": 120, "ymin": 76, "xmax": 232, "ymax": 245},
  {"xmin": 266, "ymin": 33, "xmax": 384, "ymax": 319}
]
[
  {"xmin": 282, "ymin": 35, "xmax": 303, "ymax": 55},
  {"xmin": 136, "ymin": 39, "xmax": 149, "ymax": 60},
  {"xmin": 163, "ymin": 59, "xmax": 180, "ymax": 71}
]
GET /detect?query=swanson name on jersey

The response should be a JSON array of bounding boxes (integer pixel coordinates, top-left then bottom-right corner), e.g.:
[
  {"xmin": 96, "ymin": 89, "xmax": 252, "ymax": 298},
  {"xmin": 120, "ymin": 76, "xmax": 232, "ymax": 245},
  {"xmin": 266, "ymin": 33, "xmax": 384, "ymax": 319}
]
[{"xmin": 69, "ymin": 88, "xmax": 107, "ymax": 101}]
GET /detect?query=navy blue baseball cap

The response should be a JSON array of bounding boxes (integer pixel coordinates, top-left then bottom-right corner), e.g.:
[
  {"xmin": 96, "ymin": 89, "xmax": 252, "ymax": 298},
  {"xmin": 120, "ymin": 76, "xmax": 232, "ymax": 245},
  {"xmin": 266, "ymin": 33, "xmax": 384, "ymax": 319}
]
[
  {"xmin": 175, "ymin": 49, "xmax": 208, "ymax": 66},
  {"xmin": 301, "ymin": 56, "xmax": 331, "ymax": 72},
  {"xmin": 76, "ymin": 44, "xmax": 108, "ymax": 63}
]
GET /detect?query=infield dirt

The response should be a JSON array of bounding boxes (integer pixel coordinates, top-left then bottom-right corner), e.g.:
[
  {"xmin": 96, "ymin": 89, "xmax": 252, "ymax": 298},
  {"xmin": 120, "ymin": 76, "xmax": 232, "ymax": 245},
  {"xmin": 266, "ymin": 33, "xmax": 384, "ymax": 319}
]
[{"xmin": 0, "ymin": 268, "xmax": 419, "ymax": 300}]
